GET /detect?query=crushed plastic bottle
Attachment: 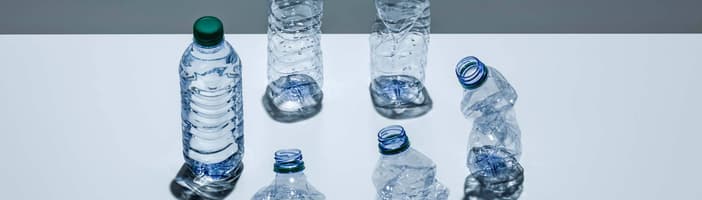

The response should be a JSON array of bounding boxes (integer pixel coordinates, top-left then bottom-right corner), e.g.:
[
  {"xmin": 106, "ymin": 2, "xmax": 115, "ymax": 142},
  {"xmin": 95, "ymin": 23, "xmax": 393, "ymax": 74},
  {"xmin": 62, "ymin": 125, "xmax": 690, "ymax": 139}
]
[
  {"xmin": 468, "ymin": 109, "xmax": 522, "ymax": 165},
  {"xmin": 264, "ymin": 0, "xmax": 324, "ymax": 122},
  {"xmin": 252, "ymin": 149, "xmax": 325, "ymax": 200},
  {"xmin": 456, "ymin": 56, "xmax": 524, "ymax": 200},
  {"xmin": 372, "ymin": 125, "xmax": 448, "ymax": 200},
  {"xmin": 369, "ymin": 0, "xmax": 432, "ymax": 119}
]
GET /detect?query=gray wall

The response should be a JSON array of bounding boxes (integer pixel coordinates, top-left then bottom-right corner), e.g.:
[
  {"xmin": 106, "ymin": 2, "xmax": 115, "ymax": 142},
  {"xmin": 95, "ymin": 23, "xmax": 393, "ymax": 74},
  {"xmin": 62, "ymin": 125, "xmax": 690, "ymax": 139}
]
[{"xmin": 1, "ymin": 0, "xmax": 701, "ymax": 34}]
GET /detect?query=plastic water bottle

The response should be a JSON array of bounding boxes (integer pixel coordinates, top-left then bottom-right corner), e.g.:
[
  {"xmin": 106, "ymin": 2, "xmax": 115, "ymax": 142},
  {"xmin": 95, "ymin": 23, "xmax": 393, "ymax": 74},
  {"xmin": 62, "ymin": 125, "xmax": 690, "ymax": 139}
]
[
  {"xmin": 264, "ymin": 0, "xmax": 324, "ymax": 122},
  {"xmin": 456, "ymin": 56, "xmax": 524, "ymax": 199},
  {"xmin": 174, "ymin": 16, "xmax": 243, "ymax": 197},
  {"xmin": 464, "ymin": 154, "xmax": 524, "ymax": 200},
  {"xmin": 252, "ymin": 149, "xmax": 325, "ymax": 200},
  {"xmin": 373, "ymin": 125, "xmax": 448, "ymax": 200},
  {"xmin": 455, "ymin": 56, "xmax": 521, "ymax": 169},
  {"xmin": 456, "ymin": 56, "xmax": 517, "ymax": 118},
  {"xmin": 369, "ymin": 0, "xmax": 432, "ymax": 119}
]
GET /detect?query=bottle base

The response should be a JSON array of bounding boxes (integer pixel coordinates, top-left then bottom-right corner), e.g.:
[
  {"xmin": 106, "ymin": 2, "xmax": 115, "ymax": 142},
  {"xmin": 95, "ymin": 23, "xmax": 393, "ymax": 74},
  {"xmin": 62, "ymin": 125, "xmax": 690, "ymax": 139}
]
[
  {"xmin": 464, "ymin": 150, "xmax": 524, "ymax": 200},
  {"xmin": 369, "ymin": 78, "xmax": 432, "ymax": 120},
  {"xmin": 170, "ymin": 162, "xmax": 243, "ymax": 200},
  {"xmin": 463, "ymin": 168, "xmax": 524, "ymax": 200},
  {"xmin": 262, "ymin": 74, "xmax": 323, "ymax": 123}
]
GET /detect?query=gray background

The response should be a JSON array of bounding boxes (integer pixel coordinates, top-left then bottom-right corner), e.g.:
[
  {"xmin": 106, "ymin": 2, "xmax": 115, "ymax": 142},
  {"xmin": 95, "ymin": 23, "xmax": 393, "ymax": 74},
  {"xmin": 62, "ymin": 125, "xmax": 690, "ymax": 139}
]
[{"xmin": 1, "ymin": 0, "xmax": 702, "ymax": 34}]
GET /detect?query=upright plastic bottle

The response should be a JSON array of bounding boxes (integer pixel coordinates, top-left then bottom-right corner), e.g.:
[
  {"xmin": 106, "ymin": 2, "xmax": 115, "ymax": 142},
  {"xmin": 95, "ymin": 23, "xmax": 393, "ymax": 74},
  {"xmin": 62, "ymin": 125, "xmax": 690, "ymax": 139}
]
[
  {"xmin": 173, "ymin": 16, "xmax": 243, "ymax": 199},
  {"xmin": 372, "ymin": 125, "xmax": 448, "ymax": 200},
  {"xmin": 252, "ymin": 149, "xmax": 325, "ymax": 200},
  {"xmin": 263, "ymin": 0, "xmax": 324, "ymax": 122},
  {"xmin": 369, "ymin": 0, "xmax": 432, "ymax": 119}
]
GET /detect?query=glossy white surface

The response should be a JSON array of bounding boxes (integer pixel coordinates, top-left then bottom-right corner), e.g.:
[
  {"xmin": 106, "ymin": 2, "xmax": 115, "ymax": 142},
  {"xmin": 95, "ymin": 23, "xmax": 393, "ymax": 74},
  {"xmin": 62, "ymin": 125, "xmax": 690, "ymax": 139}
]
[{"xmin": 0, "ymin": 34, "xmax": 701, "ymax": 199}]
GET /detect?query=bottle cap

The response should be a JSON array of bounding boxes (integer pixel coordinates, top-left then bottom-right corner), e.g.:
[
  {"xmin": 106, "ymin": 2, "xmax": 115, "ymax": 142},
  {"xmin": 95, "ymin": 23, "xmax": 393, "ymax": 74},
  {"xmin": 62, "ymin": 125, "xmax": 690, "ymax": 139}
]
[{"xmin": 193, "ymin": 16, "xmax": 224, "ymax": 47}]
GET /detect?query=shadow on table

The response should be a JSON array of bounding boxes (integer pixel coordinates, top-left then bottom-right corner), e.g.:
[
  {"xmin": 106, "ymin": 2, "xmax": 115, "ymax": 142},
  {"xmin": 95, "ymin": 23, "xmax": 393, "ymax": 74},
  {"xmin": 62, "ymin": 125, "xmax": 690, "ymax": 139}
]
[
  {"xmin": 170, "ymin": 163, "xmax": 243, "ymax": 200},
  {"xmin": 463, "ymin": 164, "xmax": 524, "ymax": 200}
]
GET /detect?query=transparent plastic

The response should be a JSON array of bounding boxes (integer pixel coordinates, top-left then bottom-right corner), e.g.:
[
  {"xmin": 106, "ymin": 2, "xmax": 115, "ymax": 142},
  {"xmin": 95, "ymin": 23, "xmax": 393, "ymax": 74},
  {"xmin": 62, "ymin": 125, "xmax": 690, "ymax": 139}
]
[
  {"xmin": 456, "ymin": 56, "xmax": 525, "ymax": 200},
  {"xmin": 464, "ymin": 153, "xmax": 524, "ymax": 200},
  {"xmin": 373, "ymin": 125, "xmax": 448, "ymax": 200},
  {"xmin": 174, "ymin": 39, "xmax": 244, "ymax": 199},
  {"xmin": 456, "ymin": 56, "xmax": 517, "ymax": 118},
  {"xmin": 264, "ymin": 0, "xmax": 324, "ymax": 122},
  {"xmin": 370, "ymin": 0, "xmax": 432, "ymax": 119},
  {"xmin": 252, "ymin": 149, "xmax": 325, "ymax": 200},
  {"xmin": 468, "ymin": 109, "xmax": 522, "ymax": 162}
]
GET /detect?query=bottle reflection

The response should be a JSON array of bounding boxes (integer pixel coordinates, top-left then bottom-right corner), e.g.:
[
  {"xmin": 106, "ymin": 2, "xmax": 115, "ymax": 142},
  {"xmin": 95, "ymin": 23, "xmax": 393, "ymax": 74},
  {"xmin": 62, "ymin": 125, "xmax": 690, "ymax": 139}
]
[
  {"xmin": 170, "ymin": 163, "xmax": 242, "ymax": 200},
  {"xmin": 463, "ymin": 156, "xmax": 524, "ymax": 200}
]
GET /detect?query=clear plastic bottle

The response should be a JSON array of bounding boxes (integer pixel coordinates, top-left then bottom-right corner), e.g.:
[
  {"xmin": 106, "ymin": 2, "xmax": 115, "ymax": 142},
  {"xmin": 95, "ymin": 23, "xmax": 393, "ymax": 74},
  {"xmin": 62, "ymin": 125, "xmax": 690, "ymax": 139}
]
[
  {"xmin": 252, "ymin": 149, "xmax": 325, "ymax": 200},
  {"xmin": 369, "ymin": 0, "xmax": 432, "ymax": 119},
  {"xmin": 456, "ymin": 56, "xmax": 517, "ymax": 118},
  {"xmin": 456, "ymin": 56, "xmax": 524, "ymax": 200},
  {"xmin": 173, "ymin": 16, "xmax": 243, "ymax": 199},
  {"xmin": 373, "ymin": 125, "xmax": 448, "ymax": 200},
  {"xmin": 264, "ymin": 0, "xmax": 324, "ymax": 122}
]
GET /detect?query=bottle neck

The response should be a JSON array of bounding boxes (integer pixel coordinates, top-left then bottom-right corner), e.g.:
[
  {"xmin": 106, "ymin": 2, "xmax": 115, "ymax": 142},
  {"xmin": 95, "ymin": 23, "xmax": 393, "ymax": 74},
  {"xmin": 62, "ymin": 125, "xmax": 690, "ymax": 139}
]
[
  {"xmin": 274, "ymin": 149, "xmax": 306, "ymax": 173},
  {"xmin": 192, "ymin": 40, "xmax": 225, "ymax": 54},
  {"xmin": 377, "ymin": 125, "xmax": 411, "ymax": 155},
  {"xmin": 456, "ymin": 56, "xmax": 489, "ymax": 90}
]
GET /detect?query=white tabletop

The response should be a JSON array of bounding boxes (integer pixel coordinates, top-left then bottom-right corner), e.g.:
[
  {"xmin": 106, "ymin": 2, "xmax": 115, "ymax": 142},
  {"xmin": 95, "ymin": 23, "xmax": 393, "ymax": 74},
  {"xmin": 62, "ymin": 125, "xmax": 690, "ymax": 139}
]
[{"xmin": 0, "ymin": 34, "xmax": 701, "ymax": 199}]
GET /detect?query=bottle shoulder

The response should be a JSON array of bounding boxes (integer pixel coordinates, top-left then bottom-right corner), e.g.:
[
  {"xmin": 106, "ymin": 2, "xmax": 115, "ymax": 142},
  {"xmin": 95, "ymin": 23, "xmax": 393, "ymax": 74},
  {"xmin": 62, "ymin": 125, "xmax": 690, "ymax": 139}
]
[
  {"xmin": 181, "ymin": 41, "xmax": 238, "ymax": 61},
  {"xmin": 180, "ymin": 41, "xmax": 240, "ymax": 69},
  {"xmin": 376, "ymin": 148, "xmax": 435, "ymax": 168},
  {"xmin": 253, "ymin": 173, "xmax": 325, "ymax": 200}
]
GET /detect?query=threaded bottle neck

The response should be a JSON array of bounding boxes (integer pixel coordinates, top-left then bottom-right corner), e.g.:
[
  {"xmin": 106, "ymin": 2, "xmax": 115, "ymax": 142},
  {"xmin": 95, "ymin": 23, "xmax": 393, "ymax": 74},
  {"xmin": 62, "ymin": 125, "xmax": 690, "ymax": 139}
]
[
  {"xmin": 377, "ymin": 125, "xmax": 410, "ymax": 155},
  {"xmin": 273, "ymin": 149, "xmax": 305, "ymax": 173},
  {"xmin": 456, "ymin": 56, "xmax": 489, "ymax": 89}
]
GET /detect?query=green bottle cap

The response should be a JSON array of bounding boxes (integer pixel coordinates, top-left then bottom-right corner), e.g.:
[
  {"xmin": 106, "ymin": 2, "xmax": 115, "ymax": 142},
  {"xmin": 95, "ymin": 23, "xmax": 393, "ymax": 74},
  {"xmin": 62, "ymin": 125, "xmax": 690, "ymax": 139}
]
[{"xmin": 193, "ymin": 16, "xmax": 224, "ymax": 46}]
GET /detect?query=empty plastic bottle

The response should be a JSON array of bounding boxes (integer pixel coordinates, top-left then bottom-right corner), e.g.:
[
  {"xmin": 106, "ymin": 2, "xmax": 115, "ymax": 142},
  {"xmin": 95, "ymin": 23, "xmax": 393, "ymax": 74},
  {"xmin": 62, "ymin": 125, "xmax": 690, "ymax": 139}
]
[
  {"xmin": 456, "ymin": 56, "xmax": 524, "ymax": 200},
  {"xmin": 373, "ymin": 125, "xmax": 448, "ymax": 200},
  {"xmin": 263, "ymin": 0, "xmax": 324, "ymax": 122},
  {"xmin": 173, "ymin": 16, "xmax": 243, "ymax": 199},
  {"xmin": 252, "ymin": 149, "xmax": 325, "ymax": 200},
  {"xmin": 369, "ymin": 0, "xmax": 432, "ymax": 119},
  {"xmin": 456, "ymin": 56, "xmax": 517, "ymax": 118}
]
